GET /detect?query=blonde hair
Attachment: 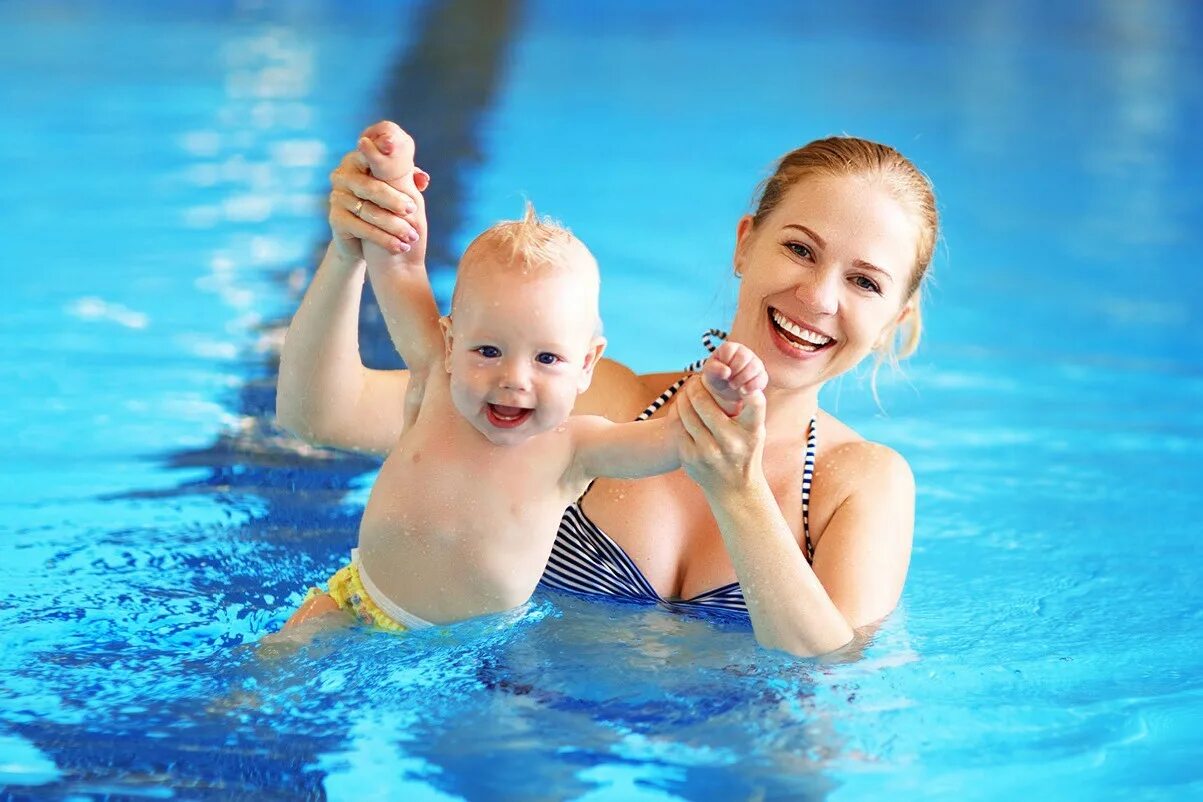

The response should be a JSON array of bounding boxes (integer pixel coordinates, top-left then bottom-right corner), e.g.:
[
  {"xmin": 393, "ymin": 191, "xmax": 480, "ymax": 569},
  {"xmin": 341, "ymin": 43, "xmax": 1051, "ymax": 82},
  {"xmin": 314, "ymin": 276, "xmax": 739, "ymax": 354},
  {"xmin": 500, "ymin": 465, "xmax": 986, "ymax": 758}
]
[
  {"xmin": 452, "ymin": 202, "xmax": 598, "ymax": 312},
  {"xmin": 752, "ymin": 137, "xmax": 938, "ymax": 366}
]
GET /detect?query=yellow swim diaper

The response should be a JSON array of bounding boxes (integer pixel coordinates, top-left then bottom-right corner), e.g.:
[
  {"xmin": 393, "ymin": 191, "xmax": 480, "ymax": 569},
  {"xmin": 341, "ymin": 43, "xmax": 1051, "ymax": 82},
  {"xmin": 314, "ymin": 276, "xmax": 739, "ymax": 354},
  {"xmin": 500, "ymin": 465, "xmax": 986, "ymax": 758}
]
[{"xmin": 305, "ymin": 562, "xmax": 408, "ymax": 633}]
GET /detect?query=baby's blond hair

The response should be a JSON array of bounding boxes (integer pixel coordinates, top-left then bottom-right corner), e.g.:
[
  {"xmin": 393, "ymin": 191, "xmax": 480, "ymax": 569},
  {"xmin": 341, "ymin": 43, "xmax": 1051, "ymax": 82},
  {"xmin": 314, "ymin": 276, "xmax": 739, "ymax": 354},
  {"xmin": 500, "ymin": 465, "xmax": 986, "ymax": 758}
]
[{"xmin": 451, "ymin": 202, "xmax": 599, "ymax": 314}]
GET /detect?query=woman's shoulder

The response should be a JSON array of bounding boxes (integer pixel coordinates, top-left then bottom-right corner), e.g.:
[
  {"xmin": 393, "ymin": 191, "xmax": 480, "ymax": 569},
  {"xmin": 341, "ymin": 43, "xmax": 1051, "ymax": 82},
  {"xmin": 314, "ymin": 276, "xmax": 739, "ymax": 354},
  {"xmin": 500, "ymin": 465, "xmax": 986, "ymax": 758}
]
[
  {"xmin": 572, "ymin": 359, "xmax": 684, "ymax": 422},
  {"xmin": 815, "ymin": 410, "xmax": 914, "ymax": 495}
]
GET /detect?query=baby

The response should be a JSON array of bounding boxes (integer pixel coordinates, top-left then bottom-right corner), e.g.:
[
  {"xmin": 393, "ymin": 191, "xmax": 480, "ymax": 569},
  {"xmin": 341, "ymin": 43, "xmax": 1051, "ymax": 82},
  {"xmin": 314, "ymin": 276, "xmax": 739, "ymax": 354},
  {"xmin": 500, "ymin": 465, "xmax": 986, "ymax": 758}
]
[{"xmin": 283, "ymin": 125, "xmax": 767, "ymax": 632}]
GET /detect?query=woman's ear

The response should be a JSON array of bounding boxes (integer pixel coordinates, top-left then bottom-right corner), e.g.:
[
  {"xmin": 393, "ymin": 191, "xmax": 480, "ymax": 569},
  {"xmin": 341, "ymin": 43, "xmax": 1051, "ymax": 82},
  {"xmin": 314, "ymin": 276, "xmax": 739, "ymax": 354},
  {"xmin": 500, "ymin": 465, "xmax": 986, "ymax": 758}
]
[
  {"xmin": 874, "ymin": 296, "xmax": 916, "ymax": 351},
  {"xmin": 439, "ymin": 316, "xmax": 454, "ymax": 373},
  {"xmin": 733, "ymin": 214, "xmax": 755, "ymax": 278}
]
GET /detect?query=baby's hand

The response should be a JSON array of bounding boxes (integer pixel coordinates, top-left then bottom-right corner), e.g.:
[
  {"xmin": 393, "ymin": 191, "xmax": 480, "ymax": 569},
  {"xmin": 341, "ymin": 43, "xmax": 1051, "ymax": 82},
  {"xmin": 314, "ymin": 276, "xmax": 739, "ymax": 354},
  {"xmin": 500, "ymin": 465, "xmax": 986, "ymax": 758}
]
[
  {"xmin": 700, "ymin": 341, "xmax": 768, "ymax": 417},
  {"xmin": 356, "ymin": 121, "xmax": 428, "ymax": 187}
]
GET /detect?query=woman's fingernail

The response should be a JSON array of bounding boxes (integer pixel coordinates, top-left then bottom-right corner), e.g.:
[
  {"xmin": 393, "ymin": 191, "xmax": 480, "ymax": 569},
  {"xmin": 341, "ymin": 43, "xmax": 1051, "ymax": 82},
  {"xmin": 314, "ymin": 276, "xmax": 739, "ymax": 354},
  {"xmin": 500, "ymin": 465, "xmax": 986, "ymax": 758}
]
[
  {"xmin": 379, "ymin": 136, "xmax": 393, "ymax": 154},
  {"xmin": 397, "ymin": 242, "xmax": 411, "ymax": 253},
  {"xmin": 404, "ymin": 204, "xmax": 417, "ymax": 214},
  {"xmin": 407, "ymin": 231, "xmax": 419, "ymax": 243}
]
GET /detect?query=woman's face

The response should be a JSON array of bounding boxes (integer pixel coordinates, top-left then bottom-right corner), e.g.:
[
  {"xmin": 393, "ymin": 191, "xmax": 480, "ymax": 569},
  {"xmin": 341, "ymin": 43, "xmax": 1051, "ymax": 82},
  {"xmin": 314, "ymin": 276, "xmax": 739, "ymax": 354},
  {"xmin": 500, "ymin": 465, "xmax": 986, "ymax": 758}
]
[{"xmin": 728, "ymin": 174, "xmax": 919, "ymax": 390}]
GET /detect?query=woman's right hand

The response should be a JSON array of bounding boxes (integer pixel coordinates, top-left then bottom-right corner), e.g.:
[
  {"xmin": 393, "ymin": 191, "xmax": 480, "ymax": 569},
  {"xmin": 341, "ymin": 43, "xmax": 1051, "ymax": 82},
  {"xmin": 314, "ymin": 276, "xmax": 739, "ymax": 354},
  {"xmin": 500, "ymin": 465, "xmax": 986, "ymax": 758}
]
[
  {"xmin": 676, "ymin": 376, "xmax": 768, "ymax": 499},
  {"xmin": 327, "ymin": 120, "xmax": 431, "ymax": 262}
]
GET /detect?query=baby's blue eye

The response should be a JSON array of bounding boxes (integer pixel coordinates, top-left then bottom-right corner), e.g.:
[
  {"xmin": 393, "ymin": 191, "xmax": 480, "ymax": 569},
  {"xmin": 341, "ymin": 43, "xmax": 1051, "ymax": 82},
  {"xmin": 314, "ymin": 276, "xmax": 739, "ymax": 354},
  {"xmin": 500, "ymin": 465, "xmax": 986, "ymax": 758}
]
[
  {"xmin": 536, "ymin": 352, "xmax": 560, "ymax": 365},
  {"xmin": 477, "ymin": 346, "xmax": 501, "ymax": 358}
]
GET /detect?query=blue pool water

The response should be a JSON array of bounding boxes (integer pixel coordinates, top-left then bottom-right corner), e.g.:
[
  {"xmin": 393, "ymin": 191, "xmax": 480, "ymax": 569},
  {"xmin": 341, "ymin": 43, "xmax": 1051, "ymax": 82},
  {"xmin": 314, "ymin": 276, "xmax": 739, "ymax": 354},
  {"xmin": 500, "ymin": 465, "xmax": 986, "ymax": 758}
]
[{"xmin": 2, "ymin": 1, "xmax": 1202, "ymax": 799}]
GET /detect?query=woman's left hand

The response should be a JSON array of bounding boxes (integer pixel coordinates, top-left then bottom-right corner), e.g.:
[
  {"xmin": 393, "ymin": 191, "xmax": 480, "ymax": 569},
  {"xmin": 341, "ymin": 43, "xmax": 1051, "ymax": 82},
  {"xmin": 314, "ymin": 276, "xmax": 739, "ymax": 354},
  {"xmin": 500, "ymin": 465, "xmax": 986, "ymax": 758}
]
[{"xmin": 676, "ymin": 376, "xmax": 767, "ymax": 497}]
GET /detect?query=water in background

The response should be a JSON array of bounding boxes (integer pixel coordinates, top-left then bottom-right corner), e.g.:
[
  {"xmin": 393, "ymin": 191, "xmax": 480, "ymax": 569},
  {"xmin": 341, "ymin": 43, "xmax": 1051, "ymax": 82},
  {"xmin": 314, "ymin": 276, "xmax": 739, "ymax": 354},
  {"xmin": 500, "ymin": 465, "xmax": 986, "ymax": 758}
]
[{"xmin": 1, "ymin": 0, "xmax": 1201, "ymax": 799}]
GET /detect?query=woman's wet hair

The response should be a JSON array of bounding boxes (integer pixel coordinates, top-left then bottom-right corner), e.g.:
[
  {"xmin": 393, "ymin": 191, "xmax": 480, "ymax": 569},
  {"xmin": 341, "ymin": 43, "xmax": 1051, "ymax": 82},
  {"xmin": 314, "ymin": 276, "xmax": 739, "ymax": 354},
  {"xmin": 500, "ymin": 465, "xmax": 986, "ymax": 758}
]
[{"xmin": 751, "ymin": 137, "xmax": 938, "ymax": 363}]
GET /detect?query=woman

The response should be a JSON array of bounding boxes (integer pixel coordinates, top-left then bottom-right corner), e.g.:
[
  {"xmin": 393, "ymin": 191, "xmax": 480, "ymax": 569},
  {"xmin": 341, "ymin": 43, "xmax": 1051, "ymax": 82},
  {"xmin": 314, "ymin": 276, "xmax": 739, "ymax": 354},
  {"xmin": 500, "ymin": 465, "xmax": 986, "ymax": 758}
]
[{"xmin": 277, "ymin": 122, "xmax": 937, "ymax": 657}]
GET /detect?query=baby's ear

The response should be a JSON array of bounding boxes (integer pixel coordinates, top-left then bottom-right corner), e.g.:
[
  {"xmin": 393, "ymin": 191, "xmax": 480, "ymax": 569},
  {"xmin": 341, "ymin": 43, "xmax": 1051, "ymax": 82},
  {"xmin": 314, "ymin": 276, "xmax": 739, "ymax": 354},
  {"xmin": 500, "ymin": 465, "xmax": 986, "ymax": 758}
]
[
  {"xmin": 577, "ymin": 336, "xmax": 607, "ymax": 394},
  {"xmin": 439, "ymin": 316, "xmax": 454, "ymax": 373}
]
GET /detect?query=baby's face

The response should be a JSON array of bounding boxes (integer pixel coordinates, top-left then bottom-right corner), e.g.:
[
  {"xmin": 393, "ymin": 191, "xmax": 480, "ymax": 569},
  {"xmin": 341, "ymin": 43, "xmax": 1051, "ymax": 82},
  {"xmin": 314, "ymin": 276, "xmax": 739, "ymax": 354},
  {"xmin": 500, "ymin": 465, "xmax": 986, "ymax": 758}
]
[{"xmin": 444, "ymin": 267, "xmax": 604, "ymax": 446}]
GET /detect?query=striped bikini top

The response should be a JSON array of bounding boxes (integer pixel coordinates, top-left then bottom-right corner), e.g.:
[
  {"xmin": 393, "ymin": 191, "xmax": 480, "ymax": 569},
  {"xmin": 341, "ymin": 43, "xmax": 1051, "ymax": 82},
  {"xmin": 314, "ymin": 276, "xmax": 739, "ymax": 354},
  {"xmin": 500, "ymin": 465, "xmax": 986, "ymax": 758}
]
[{"xmin": 539, "ymin": 330, "xmax": 819, "ymax": 616}]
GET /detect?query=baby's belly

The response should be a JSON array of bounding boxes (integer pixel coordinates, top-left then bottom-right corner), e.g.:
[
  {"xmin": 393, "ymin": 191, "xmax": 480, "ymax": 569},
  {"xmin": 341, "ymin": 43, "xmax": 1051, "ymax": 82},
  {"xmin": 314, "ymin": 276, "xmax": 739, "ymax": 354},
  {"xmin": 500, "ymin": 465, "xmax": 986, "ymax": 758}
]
[{"xmin": 357, "ymin": 455, "xmax": 561, "ymax": 623}]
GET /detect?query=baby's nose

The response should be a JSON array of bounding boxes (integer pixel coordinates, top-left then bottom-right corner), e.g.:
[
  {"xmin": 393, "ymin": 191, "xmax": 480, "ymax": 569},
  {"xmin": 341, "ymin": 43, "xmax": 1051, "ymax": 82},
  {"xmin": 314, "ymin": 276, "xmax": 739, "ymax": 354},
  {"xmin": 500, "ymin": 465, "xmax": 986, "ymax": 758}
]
[{"xmin": 499, "ymin": 361, "xmax": 532, "ymax": 391}]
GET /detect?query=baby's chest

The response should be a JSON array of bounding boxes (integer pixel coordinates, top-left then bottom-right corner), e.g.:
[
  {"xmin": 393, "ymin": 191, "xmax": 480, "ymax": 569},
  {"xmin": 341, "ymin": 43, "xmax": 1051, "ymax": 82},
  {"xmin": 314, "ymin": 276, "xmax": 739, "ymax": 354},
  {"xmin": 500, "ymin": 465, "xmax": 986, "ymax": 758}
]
[{"xmin": 378, "ymin": 425, "xmax": 568, "ymax": 527}]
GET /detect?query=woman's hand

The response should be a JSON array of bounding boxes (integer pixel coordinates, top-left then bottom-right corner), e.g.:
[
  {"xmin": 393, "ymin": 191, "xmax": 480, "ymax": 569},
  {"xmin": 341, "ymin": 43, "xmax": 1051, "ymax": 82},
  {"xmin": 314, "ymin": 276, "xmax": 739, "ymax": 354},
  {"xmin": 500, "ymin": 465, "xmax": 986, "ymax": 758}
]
[
  {"xmin": 327, "ymin": 120, "xmax": 430, "ymax": 262},
  {"xmin": 676, "ymin": 376, "xmax": 767, "ymax": 497}
]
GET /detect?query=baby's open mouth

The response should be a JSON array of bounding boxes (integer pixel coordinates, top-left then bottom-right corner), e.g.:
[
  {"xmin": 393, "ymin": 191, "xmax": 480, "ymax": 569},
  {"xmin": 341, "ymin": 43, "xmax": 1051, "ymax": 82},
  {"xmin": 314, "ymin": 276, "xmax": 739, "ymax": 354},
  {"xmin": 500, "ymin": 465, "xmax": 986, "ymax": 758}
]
[
  {"xmin": 486, "ymin": 403, "xmax": 534, "ymax": 428},
  {"xmin": 769, "ymin": 307, "xmax": 834, "ymax": 353}
]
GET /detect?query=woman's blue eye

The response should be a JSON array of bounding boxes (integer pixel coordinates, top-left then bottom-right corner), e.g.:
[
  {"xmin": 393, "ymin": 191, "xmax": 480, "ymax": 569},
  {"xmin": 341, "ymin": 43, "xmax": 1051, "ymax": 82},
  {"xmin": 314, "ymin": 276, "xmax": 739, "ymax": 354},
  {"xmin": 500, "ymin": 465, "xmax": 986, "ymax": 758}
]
[
  {"xmin": 852, "ymin": 275, "xmax": 882, "ymax": 294},
  {"xmin": 787, "ymin": 242, "xmax": 813, "ymax": 260},
  {"xmin": 536, "ymin": 352, "xmax": 560, "ymax": 365},
  {"xmin": 477, "ymin": 346, "xmax": 501, "ymax": 358}
]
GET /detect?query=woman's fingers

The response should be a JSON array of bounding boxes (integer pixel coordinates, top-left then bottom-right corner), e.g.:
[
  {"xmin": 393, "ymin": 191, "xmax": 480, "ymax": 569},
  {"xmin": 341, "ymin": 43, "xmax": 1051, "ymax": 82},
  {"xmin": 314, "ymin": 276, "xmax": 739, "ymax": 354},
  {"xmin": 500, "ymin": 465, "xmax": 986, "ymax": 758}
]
[
  {"xmin": 736, "ymin": 388, "xmax": 767, "ymax": 431},
  {"xmin": 686, "ymin": 378, "xmax": 732, "ymax": 433},
  {"xmin": 676, "ymin": 382, "xmax": 707, "ymax": 443},
  {"xmin": 330, "ymin": 205, "xmax": 406, "ymax": 253},
  {"xmin": 331, "ymin": 154, "xmax": 416, "ymax": 216},
  {"xmin": 330, "ymin": 189, "xmax": 419, "ymax": 243}
]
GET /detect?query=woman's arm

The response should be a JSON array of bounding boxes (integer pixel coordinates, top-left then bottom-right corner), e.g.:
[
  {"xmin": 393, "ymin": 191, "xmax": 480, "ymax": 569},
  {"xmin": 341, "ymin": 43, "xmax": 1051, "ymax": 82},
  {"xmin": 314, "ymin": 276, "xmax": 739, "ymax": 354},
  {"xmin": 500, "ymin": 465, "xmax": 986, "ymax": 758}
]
[
  {"xmin": 275, "ymin": 243, "xmax": 411, "ymax": 456},
  {"xmin": 676, "ymin": 382, "xmax": 913, "ymax": 657},
  {"xmin": 275, "ymin": 138, "xmax": 423, "ymax": 456}
]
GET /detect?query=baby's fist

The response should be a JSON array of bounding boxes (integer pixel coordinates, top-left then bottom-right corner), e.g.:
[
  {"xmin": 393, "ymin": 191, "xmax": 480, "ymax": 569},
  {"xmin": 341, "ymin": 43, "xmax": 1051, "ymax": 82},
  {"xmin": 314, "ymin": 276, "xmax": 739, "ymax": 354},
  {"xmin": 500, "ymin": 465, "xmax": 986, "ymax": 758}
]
[{"xmin": 701, "ymin": 341, "xmax": 768, "ymax": 416}]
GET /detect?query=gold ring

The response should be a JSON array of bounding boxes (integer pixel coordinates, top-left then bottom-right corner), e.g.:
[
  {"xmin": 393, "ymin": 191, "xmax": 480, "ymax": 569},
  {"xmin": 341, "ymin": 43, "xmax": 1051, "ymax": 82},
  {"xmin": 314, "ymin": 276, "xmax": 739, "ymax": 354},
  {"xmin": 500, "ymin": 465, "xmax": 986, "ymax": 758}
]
[{"xmin": 352, "ymin": 200, "xmax": 365, "ymax": 217}]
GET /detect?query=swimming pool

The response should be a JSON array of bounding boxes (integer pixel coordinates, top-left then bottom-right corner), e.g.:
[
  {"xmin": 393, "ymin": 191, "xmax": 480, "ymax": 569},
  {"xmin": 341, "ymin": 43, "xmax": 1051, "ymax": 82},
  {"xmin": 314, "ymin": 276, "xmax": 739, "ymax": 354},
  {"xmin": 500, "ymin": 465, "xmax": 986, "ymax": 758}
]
[{"xmin": 3, "ymin": 0, "xmax": 1201, "ymax": 799}]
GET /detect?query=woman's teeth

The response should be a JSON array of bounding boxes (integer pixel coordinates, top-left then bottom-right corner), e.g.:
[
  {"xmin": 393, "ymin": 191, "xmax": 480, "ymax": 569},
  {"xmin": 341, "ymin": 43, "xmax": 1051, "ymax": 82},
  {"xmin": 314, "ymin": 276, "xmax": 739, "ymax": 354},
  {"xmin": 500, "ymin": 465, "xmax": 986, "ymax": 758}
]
[{"xmin": 770, "ymin": 309, "xmax": 832, "ymax": 351}]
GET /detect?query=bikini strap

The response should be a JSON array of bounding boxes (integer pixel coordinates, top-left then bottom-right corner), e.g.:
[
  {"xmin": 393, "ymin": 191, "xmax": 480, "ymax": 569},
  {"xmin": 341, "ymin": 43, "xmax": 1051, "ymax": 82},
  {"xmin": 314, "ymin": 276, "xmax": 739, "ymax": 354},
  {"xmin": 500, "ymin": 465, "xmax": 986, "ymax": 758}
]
[
  {"xmin": 802, "ymin": 416, "xmax": 818, "ymax": 563},
  {"xmin": 683, "ymin": 328, "xmax": 728, "ymax": 373},
  {"xmin": 634, "ymin": 330, "xmax": 820, "ymax": 565},
  {"xmin": 635, "ymin": 377, "xmax": 688, "ymax": 421},
  {"xmin": 634, "ymin": 328, "xmax": 728, "ymax": 421}
]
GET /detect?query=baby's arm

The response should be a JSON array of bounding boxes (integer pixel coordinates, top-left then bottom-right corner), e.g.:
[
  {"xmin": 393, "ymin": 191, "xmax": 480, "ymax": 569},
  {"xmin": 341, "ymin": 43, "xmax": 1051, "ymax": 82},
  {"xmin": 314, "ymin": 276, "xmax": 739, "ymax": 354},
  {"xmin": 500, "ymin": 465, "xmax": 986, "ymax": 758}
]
[
  {"xmin": 568, "ymin": 342, "xmax": 768, "ymax": 483},
  {"xmin": 357, "ymin": 123, "xmax": 443, "ymax": 375},
  {"xmin": 568, "ymin": 413, "xmax": 683, "ymax": 484},
  {"xmin": 700, "ymin": 341, "xmax": 769, "ymax": 416}
]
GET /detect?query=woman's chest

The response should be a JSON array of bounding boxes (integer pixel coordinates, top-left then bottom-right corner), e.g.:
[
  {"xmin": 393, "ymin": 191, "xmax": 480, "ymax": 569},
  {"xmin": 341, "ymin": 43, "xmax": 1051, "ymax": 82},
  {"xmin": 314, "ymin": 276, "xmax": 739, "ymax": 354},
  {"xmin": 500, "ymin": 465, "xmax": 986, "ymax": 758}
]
[{"xmin": 582, "ymin": 468, "xmax": 806, "ymax": 599}]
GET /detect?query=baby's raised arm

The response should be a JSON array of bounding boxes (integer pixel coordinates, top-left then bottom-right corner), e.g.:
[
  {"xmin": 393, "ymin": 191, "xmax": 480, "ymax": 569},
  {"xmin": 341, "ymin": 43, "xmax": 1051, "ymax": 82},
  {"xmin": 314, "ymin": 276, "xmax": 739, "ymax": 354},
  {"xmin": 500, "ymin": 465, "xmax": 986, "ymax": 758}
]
[
  {"xmin": 357, "ymin": 123, "xmax": 444, "ymax": 375},
  {"xmin": 568, "ymin": 342, "xmax": 768, "ymax": 485}
]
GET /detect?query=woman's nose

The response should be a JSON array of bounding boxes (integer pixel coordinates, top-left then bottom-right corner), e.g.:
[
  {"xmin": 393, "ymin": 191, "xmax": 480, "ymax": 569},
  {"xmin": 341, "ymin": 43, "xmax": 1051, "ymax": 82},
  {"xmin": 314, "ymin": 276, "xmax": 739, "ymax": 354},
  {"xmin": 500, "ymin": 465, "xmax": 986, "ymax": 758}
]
[{"xmin": 795, "ymin": 269, "xmax": 839, "ymax": 316}]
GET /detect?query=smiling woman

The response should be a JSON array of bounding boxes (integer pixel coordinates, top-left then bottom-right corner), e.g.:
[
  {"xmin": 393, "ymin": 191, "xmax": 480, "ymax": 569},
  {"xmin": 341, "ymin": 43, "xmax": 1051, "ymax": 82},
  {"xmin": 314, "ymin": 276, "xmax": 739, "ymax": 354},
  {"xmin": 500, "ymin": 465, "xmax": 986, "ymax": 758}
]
[{"xmin": 279, "ymin": 127, "xmax": 939, "ymax": 657}]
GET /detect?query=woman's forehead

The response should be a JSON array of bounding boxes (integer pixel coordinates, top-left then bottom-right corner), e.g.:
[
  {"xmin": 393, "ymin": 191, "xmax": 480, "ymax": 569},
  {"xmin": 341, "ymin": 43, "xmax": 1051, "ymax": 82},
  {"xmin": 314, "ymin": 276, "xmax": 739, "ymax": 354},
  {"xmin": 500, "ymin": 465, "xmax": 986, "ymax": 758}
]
[{"xmin": 770, "ymin": 175, "xmax": 919, "ymax": 268}]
